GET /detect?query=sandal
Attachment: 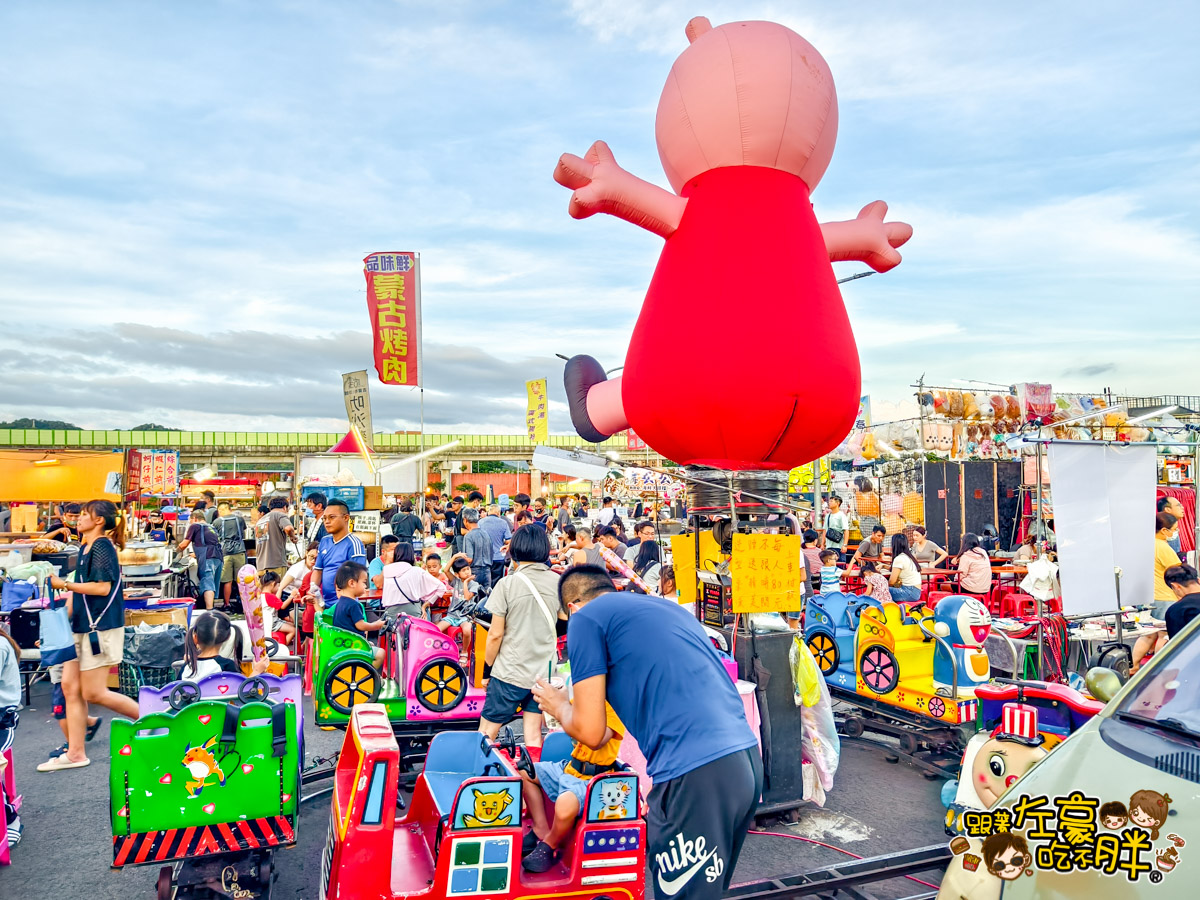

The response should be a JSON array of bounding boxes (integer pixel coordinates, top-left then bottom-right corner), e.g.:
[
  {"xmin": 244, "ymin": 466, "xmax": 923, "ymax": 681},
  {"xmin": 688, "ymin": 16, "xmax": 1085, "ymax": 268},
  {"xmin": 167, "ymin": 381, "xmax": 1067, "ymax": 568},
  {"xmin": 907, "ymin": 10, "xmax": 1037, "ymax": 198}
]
[
  {"xmin": 36, "ymin": 754, "xmax": 91, "ymax": 772},
  {"xmin": 47, "ymin": 743, "xmax": 68, "ymax": 759},
  {"xmin": 87, "ymin": 717, "xmax": 104, "ymax": 741}
]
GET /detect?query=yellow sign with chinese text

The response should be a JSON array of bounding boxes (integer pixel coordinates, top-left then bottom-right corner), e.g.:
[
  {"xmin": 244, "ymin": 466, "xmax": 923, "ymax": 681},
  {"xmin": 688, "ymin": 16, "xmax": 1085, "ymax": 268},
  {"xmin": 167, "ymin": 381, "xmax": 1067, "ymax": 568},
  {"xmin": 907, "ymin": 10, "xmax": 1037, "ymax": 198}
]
[
  {"xmin": 526, "ymin": 378, "xmax": 548, "ymax": 443},
  {"xmin": 730, "ymin": 532, "xmax": 804, "ymax": 613}
]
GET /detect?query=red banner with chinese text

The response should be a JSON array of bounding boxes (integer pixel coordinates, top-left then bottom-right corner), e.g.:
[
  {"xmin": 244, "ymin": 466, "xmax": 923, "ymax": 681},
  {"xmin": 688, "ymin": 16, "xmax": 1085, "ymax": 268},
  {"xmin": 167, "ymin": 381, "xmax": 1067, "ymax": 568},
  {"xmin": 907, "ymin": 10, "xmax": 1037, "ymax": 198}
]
[
  {"xmin": 364, "ymin": 252, "xmax": 421, "ymax": 387},
  {"xmin": 626, "ymin": 429, "xmax": 647, "ymax": 451}
]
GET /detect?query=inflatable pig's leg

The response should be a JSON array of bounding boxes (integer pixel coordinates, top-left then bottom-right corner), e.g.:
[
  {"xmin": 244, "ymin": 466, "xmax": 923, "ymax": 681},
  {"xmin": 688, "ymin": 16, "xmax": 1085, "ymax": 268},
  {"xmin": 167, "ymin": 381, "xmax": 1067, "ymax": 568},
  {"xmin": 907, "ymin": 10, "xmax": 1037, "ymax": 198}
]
[{"xmin": 564, "ymin": 355, "xmax": 628, "ymax": 444}]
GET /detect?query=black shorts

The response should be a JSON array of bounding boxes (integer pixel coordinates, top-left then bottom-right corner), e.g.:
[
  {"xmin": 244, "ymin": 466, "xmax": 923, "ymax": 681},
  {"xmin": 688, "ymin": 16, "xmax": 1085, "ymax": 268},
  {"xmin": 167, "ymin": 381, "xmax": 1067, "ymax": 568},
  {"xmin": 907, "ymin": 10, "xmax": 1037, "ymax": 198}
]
[
  {"xmin": 480, "ymin": 676, "xmax": 537, "ymax": 724},
  {"xmin": 646, "ymin": 746, "xmax": 762, "ymax": 900}
]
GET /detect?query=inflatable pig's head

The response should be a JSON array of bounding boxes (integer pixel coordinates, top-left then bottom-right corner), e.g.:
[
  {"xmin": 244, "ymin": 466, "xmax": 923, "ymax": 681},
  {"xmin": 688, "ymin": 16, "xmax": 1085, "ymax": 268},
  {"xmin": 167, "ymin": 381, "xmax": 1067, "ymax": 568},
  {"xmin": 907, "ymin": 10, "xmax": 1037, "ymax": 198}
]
[{"xmin": 655, "ymin": 17, "xmax": 839, "ymax": 195}]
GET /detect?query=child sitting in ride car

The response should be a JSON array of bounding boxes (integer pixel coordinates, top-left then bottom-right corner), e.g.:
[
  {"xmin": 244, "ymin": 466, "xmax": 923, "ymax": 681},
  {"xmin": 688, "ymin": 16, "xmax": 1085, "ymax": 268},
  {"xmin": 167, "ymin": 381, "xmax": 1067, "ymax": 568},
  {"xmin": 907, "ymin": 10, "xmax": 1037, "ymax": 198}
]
[
  {"xmin": 519, "ymin": 701, "xmax": 625, "ymax": 873},
  {"xmin": 438, "ymin": 558, "xmax": 481, "ymax": 658},
  {"xmin": 818, "ymin": 549, "xmax": 843, "ymax": 596},
  {"xmin": 858, "ymin": 560, "xmax": 891, "ymax": 604},
  {"xmin": 331, "ymin": 561, "xmax": 385, "ymax": 670}
]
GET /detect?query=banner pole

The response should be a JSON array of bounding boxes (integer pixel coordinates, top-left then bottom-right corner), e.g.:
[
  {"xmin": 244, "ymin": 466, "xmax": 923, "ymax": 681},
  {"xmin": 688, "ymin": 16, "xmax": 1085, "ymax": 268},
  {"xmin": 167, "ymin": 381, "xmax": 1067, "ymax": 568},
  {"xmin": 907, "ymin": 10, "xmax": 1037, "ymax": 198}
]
[{"xmin": 417, "ymin": 252, "xmax": 426, "ymax": 513}]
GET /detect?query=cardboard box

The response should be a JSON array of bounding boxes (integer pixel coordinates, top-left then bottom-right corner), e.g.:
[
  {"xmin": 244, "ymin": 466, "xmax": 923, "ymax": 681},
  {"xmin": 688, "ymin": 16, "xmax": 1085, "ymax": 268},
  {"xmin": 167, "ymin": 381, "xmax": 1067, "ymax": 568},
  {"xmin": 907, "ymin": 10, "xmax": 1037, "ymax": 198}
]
[
  {"xmin": 126, "ymin": 606, "xmax": 190, "ymax": 628},
  {"xmin": 363, "ymin": 485, "xmax": 384, "ymax": 510}
]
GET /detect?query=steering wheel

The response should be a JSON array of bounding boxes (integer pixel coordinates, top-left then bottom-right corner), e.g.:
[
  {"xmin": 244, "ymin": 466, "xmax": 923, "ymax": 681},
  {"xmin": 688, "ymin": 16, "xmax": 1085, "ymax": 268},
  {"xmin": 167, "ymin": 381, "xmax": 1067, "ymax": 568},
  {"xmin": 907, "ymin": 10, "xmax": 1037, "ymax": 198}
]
[
  {"xmin": 915, "ymin": 615, "xmax": 938, "ymax": 641},
  {"xmin": 263, "ymin": 637, "xmax": 280, "ymax": 658},
  {"xmin": 238, "ymin": 676, "xmax": 270, "ymax": 704},
  {"xmin": 492, "ymin": 725, "xmax": 518, "ymax": 757},
  {"xmin": 168, "ymin": 681, "xmax": 202, "ymax": 711},
  {"xmin": 514, "ymin": 745, "xmax": 537, "ymax": 781}
]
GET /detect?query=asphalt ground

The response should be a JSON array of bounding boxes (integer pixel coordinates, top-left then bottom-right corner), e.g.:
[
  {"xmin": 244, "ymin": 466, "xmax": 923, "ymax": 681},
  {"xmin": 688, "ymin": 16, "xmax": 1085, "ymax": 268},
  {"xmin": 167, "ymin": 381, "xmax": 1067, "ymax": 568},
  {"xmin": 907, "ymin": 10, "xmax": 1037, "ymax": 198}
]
[{"xmin": 0, "ymin": 679, "xmax": 948, "ymax": 899}]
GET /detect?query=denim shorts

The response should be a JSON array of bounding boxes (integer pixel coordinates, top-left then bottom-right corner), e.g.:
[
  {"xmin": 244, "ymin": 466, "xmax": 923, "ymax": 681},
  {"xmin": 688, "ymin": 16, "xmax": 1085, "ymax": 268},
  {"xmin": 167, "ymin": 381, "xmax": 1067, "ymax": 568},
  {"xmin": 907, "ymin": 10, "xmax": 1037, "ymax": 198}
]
[
  {"xmin": 198, "ymin": 558, "xmax": 222, "ymax": 595},
  {"xmin": 533, "ymin": 759, "xmax": 588, "ymax": 811},
  {"xmin": 889, "ymin": 585, "xmax": 922, "ymax": 603}
]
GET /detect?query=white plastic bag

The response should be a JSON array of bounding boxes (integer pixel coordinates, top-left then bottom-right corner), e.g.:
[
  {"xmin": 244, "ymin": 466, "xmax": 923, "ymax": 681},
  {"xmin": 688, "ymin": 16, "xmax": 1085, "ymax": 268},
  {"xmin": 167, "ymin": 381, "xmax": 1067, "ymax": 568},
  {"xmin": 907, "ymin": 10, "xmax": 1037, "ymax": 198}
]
[{"xmin": 790, "ymin": 636, "xmax": 840, "ymax": 802}]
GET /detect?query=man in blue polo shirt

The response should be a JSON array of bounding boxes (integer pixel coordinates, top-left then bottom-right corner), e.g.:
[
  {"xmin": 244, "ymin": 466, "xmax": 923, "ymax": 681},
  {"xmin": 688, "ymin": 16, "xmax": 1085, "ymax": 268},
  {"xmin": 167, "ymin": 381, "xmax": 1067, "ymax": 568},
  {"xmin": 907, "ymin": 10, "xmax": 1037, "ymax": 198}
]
[
  {"xmin": 534, "ymin": 567, "xmax": 761, "ymax": 900},
  {"xmin": 309, "ymin": 499, "xmax": 368, "ymax": 606}
]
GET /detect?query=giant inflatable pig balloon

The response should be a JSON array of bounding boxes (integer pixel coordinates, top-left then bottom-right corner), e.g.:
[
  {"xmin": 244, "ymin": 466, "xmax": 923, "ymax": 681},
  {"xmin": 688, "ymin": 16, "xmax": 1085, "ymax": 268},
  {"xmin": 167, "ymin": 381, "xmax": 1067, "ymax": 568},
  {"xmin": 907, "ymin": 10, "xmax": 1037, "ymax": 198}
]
[{"xmin": 557, "ymin": 16, "xmax": 912, "ymax": 470}]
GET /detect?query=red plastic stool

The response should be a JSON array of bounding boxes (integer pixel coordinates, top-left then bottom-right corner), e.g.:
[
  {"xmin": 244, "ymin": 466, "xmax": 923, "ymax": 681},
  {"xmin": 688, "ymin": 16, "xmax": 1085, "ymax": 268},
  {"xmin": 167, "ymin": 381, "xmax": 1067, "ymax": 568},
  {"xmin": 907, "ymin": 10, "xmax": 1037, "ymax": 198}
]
[
  {"xmin": 926, "ymin": 591, "xmax": 956, "ymax": 609},
  {"xmin": 1000, "ymin": 592, "xmax": 1038, "ymax": 618}
]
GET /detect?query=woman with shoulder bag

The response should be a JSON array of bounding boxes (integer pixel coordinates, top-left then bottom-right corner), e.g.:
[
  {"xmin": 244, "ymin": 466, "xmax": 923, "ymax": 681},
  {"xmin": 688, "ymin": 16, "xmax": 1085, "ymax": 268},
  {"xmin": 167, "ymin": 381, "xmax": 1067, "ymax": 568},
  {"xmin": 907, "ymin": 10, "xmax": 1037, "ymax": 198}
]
[
  {"xmin": 479, "ymin": 525, "xmax": 565, "ymax": 752},
  {"xmin": 39, "ymin": 499, "xmax": 139, "ymax": 772}
]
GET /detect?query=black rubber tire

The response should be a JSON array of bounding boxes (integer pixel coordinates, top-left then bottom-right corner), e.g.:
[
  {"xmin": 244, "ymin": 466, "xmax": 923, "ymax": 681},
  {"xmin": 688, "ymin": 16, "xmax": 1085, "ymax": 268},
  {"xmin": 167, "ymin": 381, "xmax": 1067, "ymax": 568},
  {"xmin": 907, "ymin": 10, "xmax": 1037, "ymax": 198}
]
[
  {"xmin": 157, "ymin": 866, "xmax": 173, "ymax": 900},
  {"xmin": 859, "ymin": 645, "xmax": 900, "ymax": 695},
  {"xmin": 842, "ymin": 717, "xmax": 865, "ymax": 738},
  {"xmin": 324, "ymin": 660, "xmax": 382, "ymax": 715},
  {"xmin": 414, "ymin": 659, "xmax": 468, "ymax": 713},
  {"xmin": 807, "ymin": 631, "xmax": 839, "ymax": 676}
]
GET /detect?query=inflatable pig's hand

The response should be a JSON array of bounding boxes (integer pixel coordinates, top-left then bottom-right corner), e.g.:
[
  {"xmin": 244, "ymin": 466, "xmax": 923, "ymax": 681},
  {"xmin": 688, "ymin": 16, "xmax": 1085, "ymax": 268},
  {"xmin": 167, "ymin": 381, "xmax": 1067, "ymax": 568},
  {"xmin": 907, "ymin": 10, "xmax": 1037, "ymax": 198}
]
[
  {"xmin": 554, "ymin": 140, "xmax": 626, "ymax": 220},
  {"xmin": 821, "ymin": 200, "xmax": 914, "ymax": 273},
  {"xmin": 554, "ymin": 140, "xmax": 687, "ymax": 238}
]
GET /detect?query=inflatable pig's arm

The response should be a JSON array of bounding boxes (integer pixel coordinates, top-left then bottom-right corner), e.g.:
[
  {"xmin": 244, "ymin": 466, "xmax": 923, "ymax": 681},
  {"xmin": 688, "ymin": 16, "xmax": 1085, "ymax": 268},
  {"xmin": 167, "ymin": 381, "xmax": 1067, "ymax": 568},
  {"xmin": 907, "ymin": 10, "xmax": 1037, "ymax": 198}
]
[
  {"xmin": 820, "ymin": 201, "xmax": 913, "ymax": 273},
  {"xmin": 554, "ymin": 140, "xmax": 687, "ymax": 239}
]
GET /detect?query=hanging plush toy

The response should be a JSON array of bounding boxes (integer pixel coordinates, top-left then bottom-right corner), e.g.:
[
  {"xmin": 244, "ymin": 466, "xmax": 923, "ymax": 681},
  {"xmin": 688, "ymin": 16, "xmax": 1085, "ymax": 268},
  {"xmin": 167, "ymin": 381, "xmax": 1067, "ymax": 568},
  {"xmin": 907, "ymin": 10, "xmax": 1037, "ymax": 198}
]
[
  {"xmin": 947, "ymin": 390, "xmax": 964, "ymax": 418},
  {"xmin": 861, "ymin": 431, "xmax": 880, "ymax": 461},
  {"xmin": 962, "ymin": 392, "xmax": 980, "ymax": 419},
  {"xmin": 922, "ymin": 420, "xmax": 938, "ymax": 451},
  {"xmin": 558, "ymin": 16, "xmax": 912, "ymax": 470},
  {"xmin": 933, "ymin": 391, "xmax": 948, "ymax": 414},
  {"xmin": 1005, "ymin": 396, "xmax": 1021, "ymax": 420}
]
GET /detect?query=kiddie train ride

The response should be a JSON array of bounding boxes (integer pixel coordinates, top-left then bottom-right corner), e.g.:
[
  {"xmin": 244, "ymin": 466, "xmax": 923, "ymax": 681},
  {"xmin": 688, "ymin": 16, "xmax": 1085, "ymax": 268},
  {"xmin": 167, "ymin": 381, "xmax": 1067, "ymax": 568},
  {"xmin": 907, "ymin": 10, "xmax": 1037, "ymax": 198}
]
[
  {"xmin": 110, "ymin": 672, "xmax": 303, "ymax": 899},
  {"xmin": 805, "ymin": 592, "xmax": 1007, "ymax": 765},
  {"xmin": 312, "ymin": 607, "xmax": 490, "ymax": 783},
  {"xmin": 321, "ymin": 706, "xmax": 647, "ymax": 900}
]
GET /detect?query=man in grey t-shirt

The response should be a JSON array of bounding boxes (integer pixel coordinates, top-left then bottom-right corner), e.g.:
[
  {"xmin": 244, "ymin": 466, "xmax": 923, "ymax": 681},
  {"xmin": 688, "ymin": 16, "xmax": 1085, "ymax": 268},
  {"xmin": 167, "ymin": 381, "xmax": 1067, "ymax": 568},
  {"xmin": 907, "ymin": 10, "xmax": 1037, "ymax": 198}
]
[
  {"xmin": 461, "ymin": 509, "xmax": 494, "ymax": 592},
  {"xmin": 256, "ymin": 496, "xmax": 296, "ymax": 576}
]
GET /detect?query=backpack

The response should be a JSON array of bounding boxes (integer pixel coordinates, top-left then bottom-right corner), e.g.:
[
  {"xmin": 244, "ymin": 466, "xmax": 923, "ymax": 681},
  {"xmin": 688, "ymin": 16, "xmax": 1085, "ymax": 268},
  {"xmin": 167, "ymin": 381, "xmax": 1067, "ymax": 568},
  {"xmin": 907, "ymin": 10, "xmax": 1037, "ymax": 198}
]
[{"xmin": 216, "ymin": 515, "xmax": 244, "ymax": 556}]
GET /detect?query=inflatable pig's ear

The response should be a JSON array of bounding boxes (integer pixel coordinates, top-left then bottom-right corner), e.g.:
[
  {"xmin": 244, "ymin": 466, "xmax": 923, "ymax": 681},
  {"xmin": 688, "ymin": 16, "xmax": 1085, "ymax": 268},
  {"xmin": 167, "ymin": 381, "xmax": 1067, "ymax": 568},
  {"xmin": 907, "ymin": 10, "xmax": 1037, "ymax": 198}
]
[{"xmin": 685, "ymin": 16, "xmax": 712, "ymax": 42}]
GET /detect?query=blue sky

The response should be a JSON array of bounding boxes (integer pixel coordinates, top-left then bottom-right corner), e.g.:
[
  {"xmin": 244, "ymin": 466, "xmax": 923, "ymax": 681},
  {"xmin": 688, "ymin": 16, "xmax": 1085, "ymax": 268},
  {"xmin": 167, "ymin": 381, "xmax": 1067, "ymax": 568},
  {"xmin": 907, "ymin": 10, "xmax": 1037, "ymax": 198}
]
[{"xmin": 1, "ymin": 1, "xmax": 1197, "ymax": 434}]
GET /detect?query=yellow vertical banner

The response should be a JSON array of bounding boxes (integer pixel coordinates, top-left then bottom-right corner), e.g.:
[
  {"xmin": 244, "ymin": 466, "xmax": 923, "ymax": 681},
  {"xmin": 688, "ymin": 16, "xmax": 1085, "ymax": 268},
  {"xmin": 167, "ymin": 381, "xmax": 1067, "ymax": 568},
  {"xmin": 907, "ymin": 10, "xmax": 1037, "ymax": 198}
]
[
  {"xmin": 526, "ymin": 378, "xmax": 548, "ymax": 443},
  {"xmin": 730, "ymin": 532, "xmax": 804, "ymax": 613},
  {"xmin": 670, "ymin": 532, "xmax": 722, "ymax": 605}
]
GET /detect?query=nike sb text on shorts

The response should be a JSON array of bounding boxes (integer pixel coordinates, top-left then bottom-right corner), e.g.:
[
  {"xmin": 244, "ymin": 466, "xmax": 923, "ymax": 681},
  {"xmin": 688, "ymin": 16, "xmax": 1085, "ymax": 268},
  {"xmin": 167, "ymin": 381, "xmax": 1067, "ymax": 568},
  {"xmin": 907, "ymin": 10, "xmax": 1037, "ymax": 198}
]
[{"xmin": 647, "ymin": 746, "xmax": 762, "ymax": 900}]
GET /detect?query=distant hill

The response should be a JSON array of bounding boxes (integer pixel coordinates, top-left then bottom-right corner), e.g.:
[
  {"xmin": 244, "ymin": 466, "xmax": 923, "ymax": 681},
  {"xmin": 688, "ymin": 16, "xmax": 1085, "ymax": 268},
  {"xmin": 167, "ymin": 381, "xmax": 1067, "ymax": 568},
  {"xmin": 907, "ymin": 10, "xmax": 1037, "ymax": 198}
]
[
  {"xmin": 0, "ymin": 418, "xmax": 81, "ymax": 429},
  {"xmin": 130, "ymin": 423, "xmax": 182, "ymax": 431}
]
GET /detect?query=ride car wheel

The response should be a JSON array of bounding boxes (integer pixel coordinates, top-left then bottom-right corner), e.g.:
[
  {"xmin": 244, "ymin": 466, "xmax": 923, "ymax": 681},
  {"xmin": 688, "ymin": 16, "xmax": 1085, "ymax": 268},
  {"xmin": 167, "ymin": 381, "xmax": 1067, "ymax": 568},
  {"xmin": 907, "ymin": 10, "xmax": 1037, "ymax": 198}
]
[
  {"xmin": 807, "ymin": 632, "xmax": 839, "ymax": 675},
  {"xmin": 325, "ymin": 660, "xmax": 382, "ymax": 715},
  {"xmin": 859, "ymin": 645, "xmax": 899, "ymax": 694},
  {"xmin": 415, "ymin": 659, "xmax": 468, "ymax": 712}
]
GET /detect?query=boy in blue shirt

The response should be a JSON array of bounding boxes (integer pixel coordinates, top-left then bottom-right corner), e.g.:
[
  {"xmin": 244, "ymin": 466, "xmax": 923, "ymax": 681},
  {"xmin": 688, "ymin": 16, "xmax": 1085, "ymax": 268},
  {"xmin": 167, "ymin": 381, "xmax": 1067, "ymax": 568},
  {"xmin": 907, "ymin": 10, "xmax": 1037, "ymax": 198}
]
[
  {"xmin": 818, "ymin": 549, "xmax": 843, "ymax": 596},
  {"xmin": 331, "ymin": 561, "xmax": 385, "ymax": 670}
]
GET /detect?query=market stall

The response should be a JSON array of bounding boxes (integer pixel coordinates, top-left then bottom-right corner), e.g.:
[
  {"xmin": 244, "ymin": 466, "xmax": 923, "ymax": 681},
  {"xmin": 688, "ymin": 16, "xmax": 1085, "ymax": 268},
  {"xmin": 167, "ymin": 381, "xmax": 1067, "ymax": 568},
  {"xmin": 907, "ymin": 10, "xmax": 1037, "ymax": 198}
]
[{"xmin": 0, "ymin": 450, "xmax": 123, "ymax": 538}]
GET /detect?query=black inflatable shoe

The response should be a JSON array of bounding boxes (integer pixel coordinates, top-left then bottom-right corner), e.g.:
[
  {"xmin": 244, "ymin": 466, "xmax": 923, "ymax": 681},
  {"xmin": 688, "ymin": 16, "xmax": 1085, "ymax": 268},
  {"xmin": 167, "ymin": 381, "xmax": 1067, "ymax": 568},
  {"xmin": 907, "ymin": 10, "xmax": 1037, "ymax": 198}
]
[{"xmin": 563, "ymin": 355, "xmax": 611, "ymax": 444}]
